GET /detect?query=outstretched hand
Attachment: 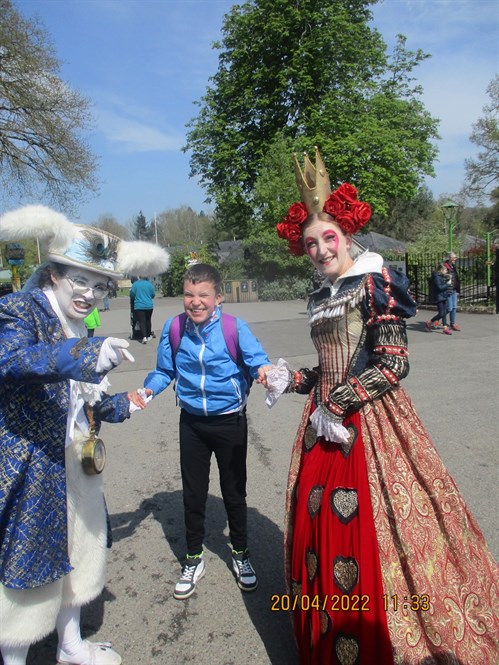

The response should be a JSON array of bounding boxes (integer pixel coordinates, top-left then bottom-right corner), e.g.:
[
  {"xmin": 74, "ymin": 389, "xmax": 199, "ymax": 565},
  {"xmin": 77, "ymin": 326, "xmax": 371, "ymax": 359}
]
[
  {"xmin": 128, "ymin": 388, "xmax": 153, "ymax": 410},
  {"xmin": 256, "ymin": 364, "xmax": 274, "ymax": 388},
  {"xmin": 96, "ymin": 337, "xmax": 135, "ymax": 373}
]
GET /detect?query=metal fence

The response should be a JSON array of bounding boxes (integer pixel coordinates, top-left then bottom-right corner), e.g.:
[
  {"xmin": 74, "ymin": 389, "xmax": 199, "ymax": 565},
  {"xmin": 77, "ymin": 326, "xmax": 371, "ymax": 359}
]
[{"xmin": 384, "ymin": 249, "xmax": 498, "ymax": 313}]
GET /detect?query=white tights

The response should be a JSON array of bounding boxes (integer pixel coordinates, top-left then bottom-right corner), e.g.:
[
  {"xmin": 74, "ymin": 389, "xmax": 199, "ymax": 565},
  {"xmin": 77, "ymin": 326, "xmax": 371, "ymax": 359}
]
[
  {"xmin": 56, "ymin": 604, "xmax": 85, "ymax": 655},
  {"xmin": 0, "ymin": 645, "xmax": 30, "ymax": 665},
  {"xmin": 0, "ymin": 605, "xmax": 83, "ymax": 665}
]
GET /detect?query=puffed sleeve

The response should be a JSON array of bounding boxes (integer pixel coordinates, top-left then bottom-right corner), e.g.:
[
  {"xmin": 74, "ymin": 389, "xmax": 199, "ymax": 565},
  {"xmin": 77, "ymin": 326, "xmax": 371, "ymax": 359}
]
[
  {"xmin": 286, "ymin": 367, "xmax": 320, "ymax": 394},
  {"xmin": 320, "ymin": 268, "xmax": 417, "ymax": 422}
]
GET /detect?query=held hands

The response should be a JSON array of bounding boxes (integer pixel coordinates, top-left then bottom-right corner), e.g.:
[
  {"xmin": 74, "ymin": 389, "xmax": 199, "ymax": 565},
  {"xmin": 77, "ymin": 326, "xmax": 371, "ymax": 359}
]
[
  {"xmin": 128, "ymin": 388, "xmax": 153, "ymax": 412},
  {"xmin": 263, "ymin": 358, "xmax": 292, "ymax": 407},
  {"xmin": 256, "ymin": 364, "xmax": 274, "ymax": 388},
  {"xmin": 96, "ymin": 337, "xmax": 135, "ymax": 373}
]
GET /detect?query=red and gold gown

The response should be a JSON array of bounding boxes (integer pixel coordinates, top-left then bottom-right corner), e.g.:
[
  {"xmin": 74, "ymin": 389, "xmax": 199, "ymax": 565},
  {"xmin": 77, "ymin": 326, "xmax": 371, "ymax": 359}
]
[{"xmin": 283, "ymin": 258, "xmax": 498, "ymax": 665}]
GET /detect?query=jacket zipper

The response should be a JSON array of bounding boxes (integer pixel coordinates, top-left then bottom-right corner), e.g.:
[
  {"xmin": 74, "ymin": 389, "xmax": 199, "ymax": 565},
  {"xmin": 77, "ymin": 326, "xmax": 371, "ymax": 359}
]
[{"xmin": 193, "ymin": 325, "xmax": 208, "ymax": 415}]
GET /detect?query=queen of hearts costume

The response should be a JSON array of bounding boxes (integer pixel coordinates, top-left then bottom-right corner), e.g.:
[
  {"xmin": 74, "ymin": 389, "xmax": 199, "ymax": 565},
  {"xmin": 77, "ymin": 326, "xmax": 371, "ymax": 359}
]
[
  {"xmin": 0, "ymin": 206, "xmax": 169, "ymax": 663},
  {"xmin": 267, "ymin": 149, "xmax": 498, "ymax": 664}
]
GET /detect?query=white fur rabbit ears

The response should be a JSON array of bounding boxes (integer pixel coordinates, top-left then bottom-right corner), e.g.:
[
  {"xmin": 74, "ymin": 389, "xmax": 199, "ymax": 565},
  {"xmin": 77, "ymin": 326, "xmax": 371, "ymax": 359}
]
[{"xmin": 0, "ymin": 204, "xmax": 170, "ymax": 278}]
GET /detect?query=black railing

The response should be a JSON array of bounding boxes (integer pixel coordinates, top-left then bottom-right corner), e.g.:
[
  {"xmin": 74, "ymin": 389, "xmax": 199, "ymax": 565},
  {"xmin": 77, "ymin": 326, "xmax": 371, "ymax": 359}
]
[{"xmin": 384, "ymin": 249, "xmax": 498, "ymax": 312}]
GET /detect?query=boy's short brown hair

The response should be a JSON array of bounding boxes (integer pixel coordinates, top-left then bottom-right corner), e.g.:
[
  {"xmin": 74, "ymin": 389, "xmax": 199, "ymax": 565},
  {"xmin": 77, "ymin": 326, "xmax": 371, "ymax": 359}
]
[{"xmin": 183, "ymin": 263, "xmax": 222, "ymax": 295}]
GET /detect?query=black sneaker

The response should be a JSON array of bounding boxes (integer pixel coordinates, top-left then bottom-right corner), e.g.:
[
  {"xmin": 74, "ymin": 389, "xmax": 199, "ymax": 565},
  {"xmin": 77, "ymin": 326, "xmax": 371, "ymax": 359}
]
[
  {"xmin": 173, "ymin": 555, "xmax": 205, "ymax": 600},
  {"xmin": 232, "ymin": 550, "xmax": 258, "ymax": 591}
]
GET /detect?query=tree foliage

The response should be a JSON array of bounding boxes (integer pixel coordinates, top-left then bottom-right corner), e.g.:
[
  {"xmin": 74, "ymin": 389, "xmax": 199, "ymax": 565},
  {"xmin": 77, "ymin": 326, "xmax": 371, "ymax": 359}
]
[
  {"xmin": 463, "ymin": 76, "xmax": 499, "ymax": 202},
  {"xmin": 372, "ymin": 185, "xmax": 436, "ymax": 241},
  {"xmin": 184, "ymin": 0, "xmax": 439, "ymax": 236},
  {"xmin": 0, "ymin": 0, "xmax": 98, "ymax": 212},
  {"xmin": 161, "ymin": 244, "xmax": 219, "ymax": 296},
  {"xmin": 156, "ymin": 206, "xmax": 214, "ymax": 247},
  {"xmin": 131, "ymin": 211, "xmax": 153, "ymax": 241},
  {"xmin": 95, "ymin": 214, "xmax": 131, "ymax": 240}
]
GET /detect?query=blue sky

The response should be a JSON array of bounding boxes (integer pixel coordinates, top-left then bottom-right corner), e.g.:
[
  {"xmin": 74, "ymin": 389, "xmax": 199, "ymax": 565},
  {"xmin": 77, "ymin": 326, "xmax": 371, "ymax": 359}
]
[{"xmin": 9, "ymin": 0, "xmax": 499, "ymax": 226}]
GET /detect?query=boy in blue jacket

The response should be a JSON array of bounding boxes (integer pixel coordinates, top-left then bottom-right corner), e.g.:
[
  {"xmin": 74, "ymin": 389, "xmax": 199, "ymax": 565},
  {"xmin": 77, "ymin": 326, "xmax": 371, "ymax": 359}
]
[{"xmin": 130, "ymin": 264, "xmax": 271, "ymax": 599}]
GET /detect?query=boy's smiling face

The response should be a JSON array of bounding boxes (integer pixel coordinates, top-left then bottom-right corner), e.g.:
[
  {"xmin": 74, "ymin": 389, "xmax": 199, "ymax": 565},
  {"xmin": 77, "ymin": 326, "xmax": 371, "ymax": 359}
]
[{"xmin": 183, "ymin": 279, "xmax": 222, "ymax": 325}]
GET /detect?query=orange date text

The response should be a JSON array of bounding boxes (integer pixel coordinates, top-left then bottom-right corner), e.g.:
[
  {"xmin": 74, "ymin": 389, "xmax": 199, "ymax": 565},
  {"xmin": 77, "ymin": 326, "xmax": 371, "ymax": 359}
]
[{"xmin": 270, "ymin": 594, "xmax": 371, "ymax": 612}]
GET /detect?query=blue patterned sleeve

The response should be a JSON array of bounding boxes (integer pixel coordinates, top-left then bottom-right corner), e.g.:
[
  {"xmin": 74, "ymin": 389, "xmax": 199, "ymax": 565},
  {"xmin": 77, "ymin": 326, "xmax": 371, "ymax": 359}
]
[
  {"xmin": 0, "ymin": 296, "xmax": 106, "ymax": 384},
  {"xmin": 94, "ymin": 392, "xmax": 131, "ymax": 424}
]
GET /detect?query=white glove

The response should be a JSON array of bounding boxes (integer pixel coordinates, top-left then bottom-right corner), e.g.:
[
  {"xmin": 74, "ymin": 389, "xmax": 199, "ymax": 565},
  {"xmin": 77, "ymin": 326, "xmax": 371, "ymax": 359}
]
[{"xmin": 96, "ymin": 337, "xmax": 135, "ymax": 373}]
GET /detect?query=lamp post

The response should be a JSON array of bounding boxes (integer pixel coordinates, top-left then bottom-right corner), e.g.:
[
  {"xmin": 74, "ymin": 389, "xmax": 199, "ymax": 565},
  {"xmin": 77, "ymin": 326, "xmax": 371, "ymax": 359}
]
[
  {"xmin": 485, "ymin": 229, "xmax": 497, "ymax": 300},
  {"xmin": 441, "ymin": 200, "xmax": 459, "ymax": 253}
]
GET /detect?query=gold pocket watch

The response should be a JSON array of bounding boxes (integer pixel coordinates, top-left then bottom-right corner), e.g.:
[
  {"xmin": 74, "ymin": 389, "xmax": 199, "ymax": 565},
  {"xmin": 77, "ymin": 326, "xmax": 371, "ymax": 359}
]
[{"xmin": 82, "ymin": 406, "xmax": 106, "ymax": 474}]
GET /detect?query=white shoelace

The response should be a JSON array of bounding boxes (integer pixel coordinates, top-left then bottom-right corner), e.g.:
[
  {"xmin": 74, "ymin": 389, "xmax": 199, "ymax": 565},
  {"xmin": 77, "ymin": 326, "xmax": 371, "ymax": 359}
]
[
  {"xmin": 181, "ymin": 561, "xmax": 200, "ymax": 581},
  {"xmin": 235, "ymin": 558, "xmax": 254, "ymax": 577}
]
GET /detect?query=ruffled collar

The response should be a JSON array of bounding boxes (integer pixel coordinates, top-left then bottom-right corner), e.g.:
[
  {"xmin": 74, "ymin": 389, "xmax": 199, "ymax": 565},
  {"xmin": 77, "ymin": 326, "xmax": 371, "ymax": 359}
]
[
  {"xmin": 308, "ymin": 251, "xmax": 383, "ymax": 324},
  {"xmin": 44, "ymin": 288, "xmax": 110, "ymax": 418},
  {"xmin": 312, "ymin": 251, "xmax": 383, "ymax": 296}
]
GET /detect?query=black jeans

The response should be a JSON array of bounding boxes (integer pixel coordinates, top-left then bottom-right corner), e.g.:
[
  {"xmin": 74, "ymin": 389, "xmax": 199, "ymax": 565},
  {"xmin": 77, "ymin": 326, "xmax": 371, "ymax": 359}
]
[
  {"xmin": 179, "ymin": 409, "xmax": 248, "ymax": 556},
  {"xmin": 430, "ymin": 301, "xmax": 448, "ymax": 326},
  {"xmin": 134, "ymin": 308, "xmax": 153, "ymax": 339}
]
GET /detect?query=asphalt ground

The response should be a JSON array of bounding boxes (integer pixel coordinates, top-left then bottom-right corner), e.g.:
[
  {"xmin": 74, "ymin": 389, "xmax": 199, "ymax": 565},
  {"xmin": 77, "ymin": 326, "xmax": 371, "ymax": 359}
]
[{"xmin": 27, "ymin": 297, "xmax": 498, "ymax": 665}]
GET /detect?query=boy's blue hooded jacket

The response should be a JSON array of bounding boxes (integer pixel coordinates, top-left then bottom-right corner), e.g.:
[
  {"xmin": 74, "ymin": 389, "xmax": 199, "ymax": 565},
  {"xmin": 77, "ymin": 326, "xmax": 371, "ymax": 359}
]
[{"xmin": 145, "ymin": 307, "xmax": 269, "ymax": 416}]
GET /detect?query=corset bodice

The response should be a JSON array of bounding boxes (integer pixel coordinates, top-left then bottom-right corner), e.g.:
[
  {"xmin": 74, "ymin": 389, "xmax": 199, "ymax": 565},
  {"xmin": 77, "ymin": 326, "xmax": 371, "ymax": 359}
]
[{"xmin": 311, "ymin": 304, "xmax": 366, "ymax": 401}]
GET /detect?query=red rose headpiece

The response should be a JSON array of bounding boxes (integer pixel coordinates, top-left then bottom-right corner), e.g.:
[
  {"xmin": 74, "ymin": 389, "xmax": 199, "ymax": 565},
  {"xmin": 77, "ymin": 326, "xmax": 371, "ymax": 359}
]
[{"xmin": 276, "ymin": 147, "xmax": 371, "ymax": 255}]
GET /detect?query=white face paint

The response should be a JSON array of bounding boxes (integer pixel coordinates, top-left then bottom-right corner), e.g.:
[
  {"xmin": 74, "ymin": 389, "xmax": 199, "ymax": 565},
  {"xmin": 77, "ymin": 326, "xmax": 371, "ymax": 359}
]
[{"xmin": 51, "ymin": 267, "xmax": 110, "ymax": 320}]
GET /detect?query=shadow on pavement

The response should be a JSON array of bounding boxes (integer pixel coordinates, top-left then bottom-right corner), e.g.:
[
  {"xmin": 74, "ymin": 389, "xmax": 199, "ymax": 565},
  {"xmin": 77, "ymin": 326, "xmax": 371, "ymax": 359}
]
[{"xmin": 111, "ymin": 490, "xmax": 297, "ymax": 665}]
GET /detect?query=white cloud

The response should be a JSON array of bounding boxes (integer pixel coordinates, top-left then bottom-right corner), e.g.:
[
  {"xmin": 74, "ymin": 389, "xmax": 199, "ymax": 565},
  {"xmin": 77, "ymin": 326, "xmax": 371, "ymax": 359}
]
[{"xmin": 96, "ymin": 108, "xmax": 183, "ymax": 153}]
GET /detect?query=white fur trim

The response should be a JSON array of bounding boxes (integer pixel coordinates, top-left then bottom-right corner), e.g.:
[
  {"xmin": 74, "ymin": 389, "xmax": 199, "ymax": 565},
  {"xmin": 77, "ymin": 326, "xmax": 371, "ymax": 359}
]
[
  {"xmin": 0, "ymin": 205, "xmax": 76, "ymax": 253},
  {"xmin": 117, "ymin": 240, "xmax": 170, "ymax": 277}
]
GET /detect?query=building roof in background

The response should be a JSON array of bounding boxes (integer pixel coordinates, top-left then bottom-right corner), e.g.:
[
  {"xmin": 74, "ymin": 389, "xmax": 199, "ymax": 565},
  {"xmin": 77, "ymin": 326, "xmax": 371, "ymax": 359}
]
[
  {"xmin": 460, "ymin": 234, "xmax": 487, "ymax": 251},
  {"xmin": 217, "ymin": 240, "xmax": 244, "ymax": 263},
  {"xmin": 355, "ymin": 231, "xmax": 406, "ymax": 254}
]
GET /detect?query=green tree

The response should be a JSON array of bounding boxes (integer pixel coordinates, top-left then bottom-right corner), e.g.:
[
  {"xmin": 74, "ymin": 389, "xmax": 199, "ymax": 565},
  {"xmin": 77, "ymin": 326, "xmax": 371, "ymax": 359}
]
[
  {"xmin": 184, "ymin": 0, "xmax": 439, "ymax": 236},
  {"xmin": 483, "ymin": 187, "xmax": 499, "ymax": 231},
  {"xmin": 463, "ymin": 76, "xmax": 499, "ymax": 202},
  {"xmin": 0, "ymin": 0, "xmax": 98, "ymax": 212},
  {"xmin": 95, "ymin": 214, "xmax": 131, "ymax": 240},
  {"xmin": 372, "ymin": 185, "xmax": 436, "ymax": 241},
  {"xmin": 160, "ymin": 245, "xmax": 220, "ymax": 296},
  {"xmin": 156, "ymin": 206, "xmax": 214, "ymax": 246},
  {"xmin": 132, "ymin": 211, "xmax": 153, "ymax": 241}
]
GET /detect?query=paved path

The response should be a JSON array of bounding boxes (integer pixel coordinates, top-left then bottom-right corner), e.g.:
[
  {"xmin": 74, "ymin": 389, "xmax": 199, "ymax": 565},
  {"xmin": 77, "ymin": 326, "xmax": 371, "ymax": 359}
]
[{"xmin": 28, "ymin": 298, "xmax": 498, "ymax": 665}]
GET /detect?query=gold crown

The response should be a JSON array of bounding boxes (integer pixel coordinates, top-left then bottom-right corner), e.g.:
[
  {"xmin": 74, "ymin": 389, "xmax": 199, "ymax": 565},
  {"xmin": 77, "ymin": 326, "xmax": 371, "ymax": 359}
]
[{"xmin": 293, "ymin": 146, "xmax": 331, "ymax": 214}]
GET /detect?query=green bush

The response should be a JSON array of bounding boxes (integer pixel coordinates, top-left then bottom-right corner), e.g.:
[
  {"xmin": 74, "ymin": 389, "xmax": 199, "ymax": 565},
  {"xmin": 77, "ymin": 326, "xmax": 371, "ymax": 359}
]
[{"xmin": 259, "ymin": 277, "xmax": 311, "ymax": 301}]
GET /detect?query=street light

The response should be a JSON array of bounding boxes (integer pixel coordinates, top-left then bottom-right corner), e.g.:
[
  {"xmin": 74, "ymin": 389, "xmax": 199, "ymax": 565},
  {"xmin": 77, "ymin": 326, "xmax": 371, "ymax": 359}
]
[
  {"xmin": 441, "ymin": 199, "xmax": 459, "ymax": 253},
  {"xmin": 485, "ymin": 229, "xmax": 498, "ymax": 298}
]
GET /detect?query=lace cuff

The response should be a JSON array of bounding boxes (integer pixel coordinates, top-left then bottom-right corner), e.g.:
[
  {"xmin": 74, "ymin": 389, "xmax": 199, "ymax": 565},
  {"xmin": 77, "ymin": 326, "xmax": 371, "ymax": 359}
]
[
  {"xmin": 265, "ymin": 358, "xmax": 292, "ymax": 408},
  {"xmin": 309, "ymin": 404, "xmax": 350, "ymax": 444}
]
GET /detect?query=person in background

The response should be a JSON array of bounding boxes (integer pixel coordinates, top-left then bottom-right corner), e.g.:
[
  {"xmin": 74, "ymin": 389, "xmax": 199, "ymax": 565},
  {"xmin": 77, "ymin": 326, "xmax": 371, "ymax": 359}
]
[
  {"xmin": 129, "ymin": 263, "xmax": 272, "ymax": 601},
  {"xmin": 425, "ymin": 262, "xmax": 453, "ymax": 334},
  {"xmin": 0, "ymin": 205, "xmax": 169, "ymax": 665},
  {"xmin": 443, "ymin": 251, "xmax": 461, "ymax": 331},
  {"xmin": 84, "ymin": 305, "xmax": 101, "ymax": 337},
  {"xmin": 129, "ymin": 276, "xmax": 155, "ymax": 344},
  {"xmin": 265, "ymin": 148, "xmax": 498, "ymax": 665}
]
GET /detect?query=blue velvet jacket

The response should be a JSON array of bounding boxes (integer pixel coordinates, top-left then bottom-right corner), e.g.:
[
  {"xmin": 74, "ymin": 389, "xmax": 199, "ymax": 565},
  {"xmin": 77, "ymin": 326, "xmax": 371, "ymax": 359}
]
[{"xmin": 0, "ymin": 289, "xmax": 130, "ymax": 589}]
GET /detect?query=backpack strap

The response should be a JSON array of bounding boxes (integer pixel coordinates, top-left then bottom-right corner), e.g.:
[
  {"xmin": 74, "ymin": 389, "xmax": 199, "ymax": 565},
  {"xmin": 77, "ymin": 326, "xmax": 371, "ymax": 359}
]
[
  {"xmin": 221, "ymin": 313, "xmax": 253, "ymax": 393},
  {"xmin": 220, "ymin": 313, "xmax": 240, "ymax": 365},
  {"xmin": 168, "ymin": 312, "xmax": 188, "ymax": 360}
]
